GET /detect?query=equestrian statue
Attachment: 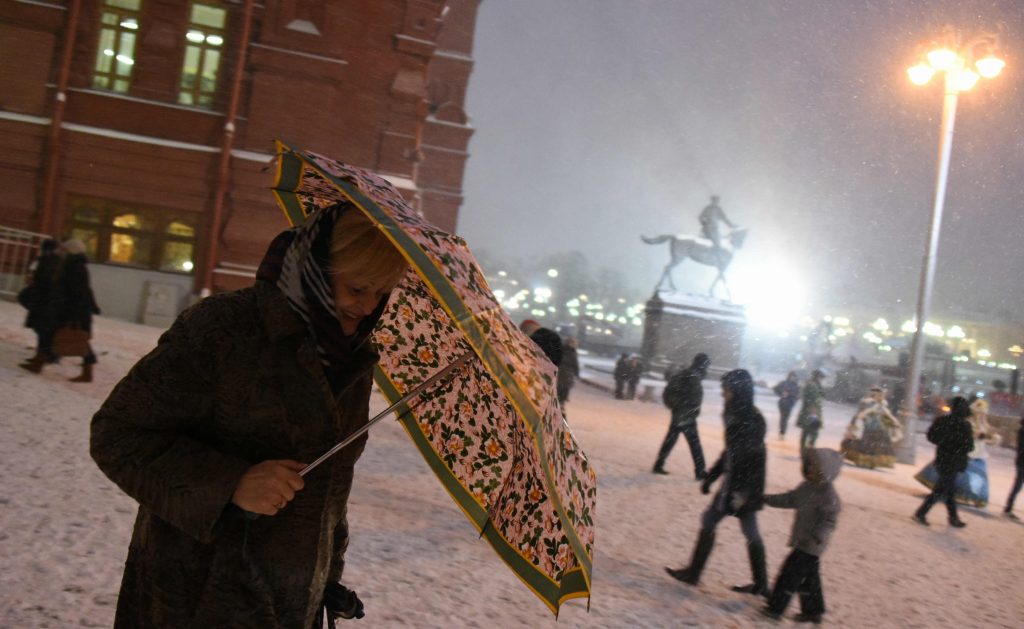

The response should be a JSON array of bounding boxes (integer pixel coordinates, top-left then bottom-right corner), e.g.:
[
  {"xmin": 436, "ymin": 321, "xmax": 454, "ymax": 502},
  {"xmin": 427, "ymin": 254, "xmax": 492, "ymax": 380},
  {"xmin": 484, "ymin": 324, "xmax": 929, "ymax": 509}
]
[{"xmin": 642, "ymin": 195, "xmax": 747, "ymax": 301}]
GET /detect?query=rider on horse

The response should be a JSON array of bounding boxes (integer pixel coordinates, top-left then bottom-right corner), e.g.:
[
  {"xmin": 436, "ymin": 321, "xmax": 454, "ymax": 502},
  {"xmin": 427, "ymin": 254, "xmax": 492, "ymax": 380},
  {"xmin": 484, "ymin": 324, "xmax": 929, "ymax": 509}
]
[{"xmin": 698, "ymin": 195, "xmax": 736, "ymax": 250}]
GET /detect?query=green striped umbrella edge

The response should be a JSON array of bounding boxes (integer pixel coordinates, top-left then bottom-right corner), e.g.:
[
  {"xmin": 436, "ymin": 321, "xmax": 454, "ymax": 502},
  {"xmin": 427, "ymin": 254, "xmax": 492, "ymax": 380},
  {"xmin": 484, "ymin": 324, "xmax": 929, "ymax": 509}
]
[{"xmin": 374, "ymin": 366, "xmax": 591, "ymax": 614}]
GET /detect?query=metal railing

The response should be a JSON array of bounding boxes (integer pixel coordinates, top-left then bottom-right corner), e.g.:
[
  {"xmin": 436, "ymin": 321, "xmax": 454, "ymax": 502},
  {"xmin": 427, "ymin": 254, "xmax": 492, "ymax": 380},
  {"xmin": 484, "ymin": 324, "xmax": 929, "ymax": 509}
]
[{"xmin": 0, "ymin": 225, "xmax": 49, "ymax": 300}]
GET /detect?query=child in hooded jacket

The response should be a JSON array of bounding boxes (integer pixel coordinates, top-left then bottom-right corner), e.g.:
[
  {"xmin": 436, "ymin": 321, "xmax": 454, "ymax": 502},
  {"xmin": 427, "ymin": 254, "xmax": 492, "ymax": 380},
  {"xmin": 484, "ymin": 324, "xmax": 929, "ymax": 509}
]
[{"xmin": 760, "ymin": 448, "xmax": 842, "ymax": 624}]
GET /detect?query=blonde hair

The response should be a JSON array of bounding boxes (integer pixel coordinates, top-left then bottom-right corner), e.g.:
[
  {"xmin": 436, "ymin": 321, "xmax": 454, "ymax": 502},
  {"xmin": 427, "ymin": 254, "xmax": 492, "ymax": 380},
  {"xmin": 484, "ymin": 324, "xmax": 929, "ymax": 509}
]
[
  {"xmin": 329, "ymin": 208, "xmax": 409, "ymax": 288},
  {"xmin": 62, "ymin": 239, "xmax": 87, "ymax": 256}
]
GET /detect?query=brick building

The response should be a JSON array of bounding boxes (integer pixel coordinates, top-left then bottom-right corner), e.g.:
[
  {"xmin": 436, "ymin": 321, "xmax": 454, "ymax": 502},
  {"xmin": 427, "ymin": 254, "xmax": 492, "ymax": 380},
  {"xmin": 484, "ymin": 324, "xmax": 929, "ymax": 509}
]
[{"xmin": 0, "ymin": 0, "xmax": 479, "ymax": 323}]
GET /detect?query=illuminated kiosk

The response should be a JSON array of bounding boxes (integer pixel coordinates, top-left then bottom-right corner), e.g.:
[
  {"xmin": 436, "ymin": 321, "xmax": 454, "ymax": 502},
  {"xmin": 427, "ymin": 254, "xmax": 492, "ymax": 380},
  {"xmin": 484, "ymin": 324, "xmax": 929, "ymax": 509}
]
[{"xmin": 641, "ymin": 291, "xmax": 746, "ymax": 373}]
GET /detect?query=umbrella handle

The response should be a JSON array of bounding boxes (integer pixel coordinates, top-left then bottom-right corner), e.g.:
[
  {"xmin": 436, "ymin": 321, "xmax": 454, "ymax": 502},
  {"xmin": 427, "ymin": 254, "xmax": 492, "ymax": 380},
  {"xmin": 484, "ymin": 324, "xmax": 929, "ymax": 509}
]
[
  {"xmin": 240, "ymin": 350, "xmax": 473, "ymax": 520},
  {"xmin": 299, "ymin": 349, "xmax": 474, "ymax": 477}
]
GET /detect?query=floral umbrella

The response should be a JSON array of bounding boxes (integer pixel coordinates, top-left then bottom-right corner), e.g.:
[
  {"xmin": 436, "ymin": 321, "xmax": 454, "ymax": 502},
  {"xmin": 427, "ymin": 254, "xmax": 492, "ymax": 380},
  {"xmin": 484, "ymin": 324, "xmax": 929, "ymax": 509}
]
[{"xmin": 270, "ymin": 141, "xmax": 596, "ymax": 615}]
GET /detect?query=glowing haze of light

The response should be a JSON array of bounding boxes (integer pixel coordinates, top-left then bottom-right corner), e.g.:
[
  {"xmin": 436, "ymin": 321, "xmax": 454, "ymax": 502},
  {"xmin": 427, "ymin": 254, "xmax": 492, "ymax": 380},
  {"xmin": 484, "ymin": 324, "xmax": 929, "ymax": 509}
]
[{"xmin": 729, "ymin": 255, "xmax": 806, "ymax": 334}]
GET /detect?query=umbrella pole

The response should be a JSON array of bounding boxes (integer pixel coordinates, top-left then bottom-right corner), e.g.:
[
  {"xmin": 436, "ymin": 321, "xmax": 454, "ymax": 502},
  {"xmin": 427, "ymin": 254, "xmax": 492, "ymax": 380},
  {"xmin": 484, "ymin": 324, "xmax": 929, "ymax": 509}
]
[{"xmin": 300, "ymin": 349, "xmax": 474, "ymax": 477}]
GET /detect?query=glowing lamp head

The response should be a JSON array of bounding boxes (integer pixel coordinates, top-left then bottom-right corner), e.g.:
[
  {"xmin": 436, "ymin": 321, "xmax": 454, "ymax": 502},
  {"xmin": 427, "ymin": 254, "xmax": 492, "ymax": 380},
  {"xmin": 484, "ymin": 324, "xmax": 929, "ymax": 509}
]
[
  {"xmin": 975, "ymin": 55, "xmax": 1005, "ymax": 79},
  {"xmin": 927, "ymin": 48, "xmax": 959, "ymax": 71},
  {"xmin": 908, "ymin": 63, "xmax": 935, "ymax": 85},
  {"xmin": 955, "ymin": 69, "xmax": 980, "ymax": 91}
]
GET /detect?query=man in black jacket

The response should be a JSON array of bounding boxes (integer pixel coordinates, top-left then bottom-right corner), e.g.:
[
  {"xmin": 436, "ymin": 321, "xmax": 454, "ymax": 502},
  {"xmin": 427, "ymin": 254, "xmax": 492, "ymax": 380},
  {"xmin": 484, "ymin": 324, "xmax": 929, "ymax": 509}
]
[
  {"xmin": 913, "ymin": 397, "xmax": 974, "ymax": 527},
  {"xmin": 653, "ymin": 353, "xmax": 710, "ymax": 478}
]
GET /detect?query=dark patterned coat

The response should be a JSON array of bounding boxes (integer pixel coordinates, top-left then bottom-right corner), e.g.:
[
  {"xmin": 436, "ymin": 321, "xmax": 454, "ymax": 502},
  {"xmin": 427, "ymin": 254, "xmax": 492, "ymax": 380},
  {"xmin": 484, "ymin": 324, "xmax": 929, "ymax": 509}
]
[{"xmin": 90, "ymin": 281, "xmax": 377, "ymax": 628}]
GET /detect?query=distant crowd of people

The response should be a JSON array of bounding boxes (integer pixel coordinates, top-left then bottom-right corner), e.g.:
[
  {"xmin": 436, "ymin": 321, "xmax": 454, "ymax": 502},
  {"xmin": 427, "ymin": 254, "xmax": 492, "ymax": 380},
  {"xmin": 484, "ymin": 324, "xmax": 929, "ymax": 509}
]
[{"xmin": 628, "ymin": 349, "xmax": 1022, "ymax": 623}]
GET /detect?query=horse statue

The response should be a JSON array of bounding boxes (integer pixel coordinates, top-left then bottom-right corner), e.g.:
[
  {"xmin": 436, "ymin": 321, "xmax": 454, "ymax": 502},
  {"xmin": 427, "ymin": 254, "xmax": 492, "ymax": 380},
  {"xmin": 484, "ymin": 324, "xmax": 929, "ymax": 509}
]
[{"xmin": 641, "ymin": 227, "xmax": 748, "ymax": 301}]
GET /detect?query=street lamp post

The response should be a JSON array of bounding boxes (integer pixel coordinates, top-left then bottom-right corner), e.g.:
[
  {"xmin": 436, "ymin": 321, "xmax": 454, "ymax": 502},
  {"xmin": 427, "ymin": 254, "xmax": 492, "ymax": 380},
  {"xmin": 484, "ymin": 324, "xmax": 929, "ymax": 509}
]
[{"xmin": 897, "ymin": 28, "xmax": 1005, "ymax": 465}]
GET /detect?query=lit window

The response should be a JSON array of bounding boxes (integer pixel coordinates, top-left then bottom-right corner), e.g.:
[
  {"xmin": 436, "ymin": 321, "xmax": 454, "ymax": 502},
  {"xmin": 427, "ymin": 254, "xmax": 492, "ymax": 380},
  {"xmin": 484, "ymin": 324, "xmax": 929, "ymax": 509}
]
[
  {"xmin": 92, "ymin": 0, "xmax": 143, "ymax": 93},
  {"xmin": 161, "ymin": 220, "xmax": 197, "ymax": 272},
  {"xmin": 160, "ymin": 241, "xmax": 196, "ymax": 272},
  {"xmin": 178, "ymin": 2, "xmax": 227, "ymax": 107},
  {"xmin": 166, "ymin": 220, "xmax": 196, "ymax": 237},
  {"xmin": 112, "ymin": 213, "xmax": 154, "ymax": 231},
  {"xmin": 109, "ymin": 232, "xmax": 153, "ymax": 266},
  {"xmin": 107, "ymin": 212, "xmax": 156, "ymax": 266},
  {"xmin": 65, "ymin": 197, "xmax": 198, "ymax": 275}
]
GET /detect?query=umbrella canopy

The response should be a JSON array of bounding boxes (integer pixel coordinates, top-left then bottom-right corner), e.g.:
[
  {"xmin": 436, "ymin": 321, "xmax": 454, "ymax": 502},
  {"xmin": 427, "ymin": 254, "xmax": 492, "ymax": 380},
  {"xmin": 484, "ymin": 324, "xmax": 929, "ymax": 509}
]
[{"xmin": 270, "ymin": 141, "xmax": 596, "ymax": 614}]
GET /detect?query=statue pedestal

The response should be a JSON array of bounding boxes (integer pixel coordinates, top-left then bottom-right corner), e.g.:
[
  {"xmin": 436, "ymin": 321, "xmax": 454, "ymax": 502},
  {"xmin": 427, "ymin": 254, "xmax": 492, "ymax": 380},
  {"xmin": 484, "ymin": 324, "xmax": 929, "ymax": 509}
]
[{"xmin": 641, "ymin": 291, "xmax": 746, "ymax": 374}]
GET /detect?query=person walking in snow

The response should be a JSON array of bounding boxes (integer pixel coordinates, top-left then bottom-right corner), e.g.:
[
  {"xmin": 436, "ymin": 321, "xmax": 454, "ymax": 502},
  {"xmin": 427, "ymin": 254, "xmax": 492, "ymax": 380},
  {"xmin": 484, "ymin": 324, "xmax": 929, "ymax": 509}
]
[
  {"xmin": 17, "ymin": 238, "xmax": 61, "ymax": 368},
  {"xmin": 665, "ymin": 369, "xmax": 769, "ymax": 597},
  {"xmin": 760, "ymin": 448, "xmax": 842, "ymax": 624},
  {"xmin": 20, "ymin": 239, "xmax": 101, "ymax": 382},
  {"xmin": 613, "ymin": 353, "xmax": 629, "ymax": 399},
  {"xmin": 652, "ymin": 353, "xmax": 710, "ymax": 478},
  {"xmin": 556, "ymin": 336, "xmax": 580, "ymax": 404},
  {"xmin": 913, "ymin": 396, "xmax": 974, "ymax": 528},
  {"xmin": 773, "ymin": 371, "xmax": 801, "ymax": 439},
  {"xmin": 625, "ymin": 355, "xmax": 643, "ymax": 400},
  {"xmin": 90, "ymin": 206, "xmax": 407, "ymax": 626},
  {"xmin": 797, "ymin": 369, "xmax": 825, "ymax": 451},
  {"xmin": 915, "ymin": 397, "xmax": 998, "ymax": 507},
  {"xmin": 1004, "ymin": 415, "xmax": 1024, "ymax": 521}
]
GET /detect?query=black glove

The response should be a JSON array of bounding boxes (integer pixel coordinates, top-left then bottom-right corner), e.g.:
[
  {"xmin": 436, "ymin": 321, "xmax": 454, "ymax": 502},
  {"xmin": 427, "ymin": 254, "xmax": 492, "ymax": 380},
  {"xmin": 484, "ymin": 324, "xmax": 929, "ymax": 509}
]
[{"xmin": 324, "ymin": 582, "xmax": 365, "ymax": 620}]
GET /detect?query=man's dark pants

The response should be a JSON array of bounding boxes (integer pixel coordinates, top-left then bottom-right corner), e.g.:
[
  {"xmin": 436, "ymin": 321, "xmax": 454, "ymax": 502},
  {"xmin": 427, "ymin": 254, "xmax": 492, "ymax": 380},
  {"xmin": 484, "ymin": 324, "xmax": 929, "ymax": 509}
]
[
  {"xmin": 1006, "ymin": 463, "xmax": 1024, "ymax": 513},
  {"xmin": 916, "ymin": 468, "xmax": 960, "ymax": 521},
  {"xmin": 654, "ymin": 418, "xmax": 705, "ymax": 476}
]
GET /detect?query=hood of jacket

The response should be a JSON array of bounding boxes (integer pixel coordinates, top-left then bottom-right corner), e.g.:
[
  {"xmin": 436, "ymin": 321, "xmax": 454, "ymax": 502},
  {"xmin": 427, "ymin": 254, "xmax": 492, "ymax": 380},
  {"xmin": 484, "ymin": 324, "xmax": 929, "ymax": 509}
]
[{"xmin": 804, "ymin": 448, "xmax": 843, "ymax": 485}]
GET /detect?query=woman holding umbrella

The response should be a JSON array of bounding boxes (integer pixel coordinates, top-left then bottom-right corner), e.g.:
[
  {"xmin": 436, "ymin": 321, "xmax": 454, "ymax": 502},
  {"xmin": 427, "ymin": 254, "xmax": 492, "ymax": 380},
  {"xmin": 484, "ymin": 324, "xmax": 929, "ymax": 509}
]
[
  {"xmin": 665, "ymin": 369, "xmax": 769, "ymax": 597},
  {"xmin": 90, "ymin": 205, "xmax": 407, "ymax": 626}
]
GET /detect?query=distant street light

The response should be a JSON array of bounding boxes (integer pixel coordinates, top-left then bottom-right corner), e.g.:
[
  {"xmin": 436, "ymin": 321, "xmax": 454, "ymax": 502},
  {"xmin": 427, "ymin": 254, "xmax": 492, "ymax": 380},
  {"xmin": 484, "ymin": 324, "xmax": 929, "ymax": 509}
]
[{"xmin": 897, "ymin": 27, "xmax": 1005, "ymax": 465}]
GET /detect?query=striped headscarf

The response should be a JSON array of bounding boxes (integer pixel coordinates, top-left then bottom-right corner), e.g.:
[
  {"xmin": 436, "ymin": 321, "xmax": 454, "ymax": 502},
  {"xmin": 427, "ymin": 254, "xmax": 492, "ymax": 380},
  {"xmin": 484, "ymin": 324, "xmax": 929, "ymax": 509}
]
[{"xmin": 257, "ymin": 203, "xmax": 385, "ymax": 381}]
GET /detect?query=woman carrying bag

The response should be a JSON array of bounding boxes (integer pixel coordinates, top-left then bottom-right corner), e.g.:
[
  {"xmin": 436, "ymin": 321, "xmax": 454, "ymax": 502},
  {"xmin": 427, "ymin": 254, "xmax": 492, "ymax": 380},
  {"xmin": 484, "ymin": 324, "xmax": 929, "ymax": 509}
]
[{"xmin": 20, "ymin": 239, "xmax": 100, "ymax": 382}]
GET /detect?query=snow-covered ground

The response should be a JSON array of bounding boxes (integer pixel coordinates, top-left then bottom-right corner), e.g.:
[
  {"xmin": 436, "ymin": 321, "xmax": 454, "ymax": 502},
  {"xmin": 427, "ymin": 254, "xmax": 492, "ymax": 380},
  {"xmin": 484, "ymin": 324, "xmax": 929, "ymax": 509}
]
[{"xmin": 1, "ymin": 300, "xmax": 1021, "ymax": 628}]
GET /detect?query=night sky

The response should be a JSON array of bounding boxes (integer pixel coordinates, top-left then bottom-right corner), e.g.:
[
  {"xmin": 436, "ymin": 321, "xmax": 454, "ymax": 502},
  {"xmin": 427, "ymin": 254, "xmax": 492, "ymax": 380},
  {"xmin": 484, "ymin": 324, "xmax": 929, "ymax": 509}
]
[{"xmin": 457, "ymin": 0, "xmax": 1024, "ymax": 327}]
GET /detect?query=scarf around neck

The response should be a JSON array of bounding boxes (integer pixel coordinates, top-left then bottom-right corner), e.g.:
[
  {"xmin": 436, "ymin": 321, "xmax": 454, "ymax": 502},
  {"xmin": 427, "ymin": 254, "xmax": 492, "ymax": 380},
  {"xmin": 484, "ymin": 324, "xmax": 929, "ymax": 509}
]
[{"xmin": 256, "ymin": 203, "xmax": 386, "ymax": 383}]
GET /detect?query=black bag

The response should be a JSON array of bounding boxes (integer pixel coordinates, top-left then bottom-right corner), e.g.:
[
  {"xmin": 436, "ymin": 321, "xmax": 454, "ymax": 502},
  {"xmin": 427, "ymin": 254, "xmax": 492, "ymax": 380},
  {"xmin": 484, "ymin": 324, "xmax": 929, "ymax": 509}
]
[{"xmin": 17, "ymin": 284, "xmax": 36, "ymax": 309}]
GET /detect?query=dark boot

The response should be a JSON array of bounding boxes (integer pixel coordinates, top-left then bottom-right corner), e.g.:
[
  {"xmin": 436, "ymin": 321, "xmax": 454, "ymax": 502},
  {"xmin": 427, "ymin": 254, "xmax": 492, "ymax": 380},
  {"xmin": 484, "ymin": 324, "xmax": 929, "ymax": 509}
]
[
  {"xmin": 70, "ymin": 363, "xmax": 93, "ymax": 383},
  {"xmin": 732, "ymin": 541, "xmax": 769, "ymax": 597},
  {"xmin": 19, "ymin": 355, "xmax": 45, "ymax": 374},
  {"xmin": 665, "ymin": 529, "xmax": 715, "ymax": 585}
]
